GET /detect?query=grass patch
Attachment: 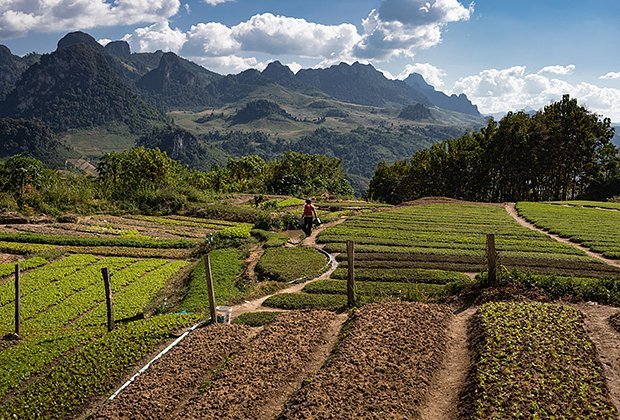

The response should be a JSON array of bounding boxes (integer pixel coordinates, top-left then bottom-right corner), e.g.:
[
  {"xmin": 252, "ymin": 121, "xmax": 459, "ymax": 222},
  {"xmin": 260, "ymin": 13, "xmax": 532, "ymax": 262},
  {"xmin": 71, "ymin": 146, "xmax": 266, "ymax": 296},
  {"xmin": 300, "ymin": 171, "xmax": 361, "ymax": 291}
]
[
  {"xmin": 232, "ymin": 311, "xmax": 281, "ymax": 327},
  {"xmin": 250, "ymin": 229, "xmax": 289, "ymax": 247},
  {"xmin": 179, "ymin": 248, "xmax": 244, "ymax": 312},
  {"xmin": 256, "ymin": 247, "xmax": 329, "ymax": 282}
]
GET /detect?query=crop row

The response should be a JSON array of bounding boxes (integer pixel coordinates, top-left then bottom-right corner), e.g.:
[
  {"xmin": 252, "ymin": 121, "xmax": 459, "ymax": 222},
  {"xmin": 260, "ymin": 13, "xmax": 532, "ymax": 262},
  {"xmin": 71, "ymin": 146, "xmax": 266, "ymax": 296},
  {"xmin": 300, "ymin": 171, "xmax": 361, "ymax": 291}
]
[
  {"xmin": 461, "ymin": 302, "xmax": 615, "ymax": 418},
  {"xmin": 331, "ymin": 267, "xmax": 469, "ymax": 284},
  {"xmin": 0, "ymin": 328, "xmax": 97, "ymax": 399},
  {"xmin": 304, "ymin": 279, "xmax": 445, "ymax": 299},
  {"xmin": 0, "ymin": 257, "xmax": 137, "ymax": 335},
  {"xmin": 0, "ymin": 254, "xmax": 100, "ymax": 307},
  {"xmin": 62, "ymin": 245, "xmax": 193, "ymax": 259},
  {"xmin": 125, "ymin": 214, "xmax": 238, "ymax": 229},
  {"xmin": 0, "ymin": 240, "xmax": 56, "ymax": 255},
  {"xmin": 517, "ymin": 202, "xmax": 620, "ymax": 259},
  {"xmin": 0, "ymin": 314, "xmax": 199, "ymax": 419},
  {"xmin": 77, "ymin": 260, "xmax": 188, "ymax": 327},
  {"xmin": 550, "ymin": 200, "xmax": 620, "ymax": 211},
  {"xmin": 0, "ymin": 232, "xmax": 196, "ymax": 249},
  {"xmin": 0, "ymin": 256, "xmax": 47, "ymax": 278}
]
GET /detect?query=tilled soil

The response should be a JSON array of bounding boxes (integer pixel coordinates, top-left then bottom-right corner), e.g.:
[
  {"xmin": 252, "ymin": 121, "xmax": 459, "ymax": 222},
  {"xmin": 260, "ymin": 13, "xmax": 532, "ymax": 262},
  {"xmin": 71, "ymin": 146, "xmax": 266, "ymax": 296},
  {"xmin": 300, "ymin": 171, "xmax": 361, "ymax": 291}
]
[
  {"xmin": 178, "ymin": 310, "xmax": 343, "ymax": 419},
  {"xmin": 95, "ymin": 324, "xmax": 255, "ymax": 419},
  {"xmin": 279, "ymin": 302, "xmax": 453, "ymax": 419}
]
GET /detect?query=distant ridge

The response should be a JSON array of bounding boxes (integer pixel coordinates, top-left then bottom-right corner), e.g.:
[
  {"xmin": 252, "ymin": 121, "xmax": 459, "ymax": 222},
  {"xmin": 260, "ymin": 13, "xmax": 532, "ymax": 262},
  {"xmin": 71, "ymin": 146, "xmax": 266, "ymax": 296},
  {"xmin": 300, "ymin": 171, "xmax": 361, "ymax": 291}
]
[{"xmin": 404, "ymin": 73, "xmax": 480, "ymax": 117}]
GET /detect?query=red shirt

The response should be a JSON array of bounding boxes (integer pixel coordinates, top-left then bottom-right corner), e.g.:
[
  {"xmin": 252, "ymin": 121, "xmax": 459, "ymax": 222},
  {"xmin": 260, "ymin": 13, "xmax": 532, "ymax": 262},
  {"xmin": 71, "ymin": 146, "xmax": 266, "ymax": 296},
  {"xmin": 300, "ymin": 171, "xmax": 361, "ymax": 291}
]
[{"xmin": 303, "ymin": 204, "xmax": 315, "ymax": 217}]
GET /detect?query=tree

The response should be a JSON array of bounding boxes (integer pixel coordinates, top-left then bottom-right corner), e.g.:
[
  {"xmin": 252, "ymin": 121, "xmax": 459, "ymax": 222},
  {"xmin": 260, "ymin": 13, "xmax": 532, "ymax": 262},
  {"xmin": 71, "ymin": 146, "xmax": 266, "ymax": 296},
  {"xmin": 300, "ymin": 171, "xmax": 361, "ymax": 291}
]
[{"xmin": 1, "ymin": 155, "xmax": 44, "ymax": 196}]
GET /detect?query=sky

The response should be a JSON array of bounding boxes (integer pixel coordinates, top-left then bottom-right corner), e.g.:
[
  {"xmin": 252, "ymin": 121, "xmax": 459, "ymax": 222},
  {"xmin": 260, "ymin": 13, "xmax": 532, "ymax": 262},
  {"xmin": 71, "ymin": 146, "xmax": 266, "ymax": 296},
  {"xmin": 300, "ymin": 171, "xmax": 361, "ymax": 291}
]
[{"xmin": 1, "ymin": 0, "xmax": 620, "ymax": 121}]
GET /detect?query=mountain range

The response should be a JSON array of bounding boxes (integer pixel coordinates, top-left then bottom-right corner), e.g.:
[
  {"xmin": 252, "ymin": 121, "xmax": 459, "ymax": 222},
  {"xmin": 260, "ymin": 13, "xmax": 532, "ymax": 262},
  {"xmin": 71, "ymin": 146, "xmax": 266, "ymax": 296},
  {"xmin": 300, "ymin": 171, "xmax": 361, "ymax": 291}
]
[{"xmin": 0, "ymin": 31, "xmax": 486, "ymax": 192}]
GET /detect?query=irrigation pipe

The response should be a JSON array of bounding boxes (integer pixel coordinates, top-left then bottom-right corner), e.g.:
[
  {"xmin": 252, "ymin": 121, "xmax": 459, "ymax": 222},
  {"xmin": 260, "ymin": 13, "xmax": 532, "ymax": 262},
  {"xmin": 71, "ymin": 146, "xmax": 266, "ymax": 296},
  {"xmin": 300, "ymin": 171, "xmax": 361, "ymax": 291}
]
[{"xmin": 108, "ymin": 320, "xmax": 204, "ymax": 401}]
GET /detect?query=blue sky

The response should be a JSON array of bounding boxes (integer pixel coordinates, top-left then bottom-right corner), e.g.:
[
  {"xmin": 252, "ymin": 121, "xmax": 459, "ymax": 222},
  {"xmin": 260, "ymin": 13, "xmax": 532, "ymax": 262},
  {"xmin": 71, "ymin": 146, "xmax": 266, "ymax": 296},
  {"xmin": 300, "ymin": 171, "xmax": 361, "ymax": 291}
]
[{"xmin": 1, "ymin": 0, "xmax": 619, "ymax": 120}]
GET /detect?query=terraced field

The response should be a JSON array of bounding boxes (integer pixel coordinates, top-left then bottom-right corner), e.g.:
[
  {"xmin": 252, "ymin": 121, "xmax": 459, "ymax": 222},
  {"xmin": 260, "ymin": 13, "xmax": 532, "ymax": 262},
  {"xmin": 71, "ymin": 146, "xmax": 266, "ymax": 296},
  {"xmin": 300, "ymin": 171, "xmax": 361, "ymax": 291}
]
[
  {"xmin": 0, "ymin": 254, "xmax": 197, "ymax": 418},
  {"xmin": 0, "ymin": 215, "xmax": 249, "ymax": 258},
  {"xmin": 517, "ymin": 201, "xmax": 620, "ymax": 259},
  {"xmin": 264, "ymin": 202, "xmax": 620, "ymax": 310}
]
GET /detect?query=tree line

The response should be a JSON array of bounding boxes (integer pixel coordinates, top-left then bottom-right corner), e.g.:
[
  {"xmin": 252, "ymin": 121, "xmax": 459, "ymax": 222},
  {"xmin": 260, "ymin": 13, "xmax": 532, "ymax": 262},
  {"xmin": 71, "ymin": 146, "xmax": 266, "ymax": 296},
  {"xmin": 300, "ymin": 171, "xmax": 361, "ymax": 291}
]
[
  {"xmin": 368, "ymin": 95, "xmax": 619, "ymax": 203},
  {"xmin": 2, "ymin": 148, "xmax": 353, "ymax": 215}
]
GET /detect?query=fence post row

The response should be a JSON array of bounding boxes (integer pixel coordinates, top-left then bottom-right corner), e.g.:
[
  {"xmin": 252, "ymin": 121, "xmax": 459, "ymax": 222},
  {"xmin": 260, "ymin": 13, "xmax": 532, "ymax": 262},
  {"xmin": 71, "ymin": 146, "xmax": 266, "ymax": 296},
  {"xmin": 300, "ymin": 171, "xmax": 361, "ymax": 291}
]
[
  {"xmin": 15, "ymin": 264, "xmax": 20, "ymax": 337},
  {"xmin": 346, "ymin": 240, "xmax": 355, "ymax": 308},
  {"xmin": 204, "ymin": 254, "xmax": 217, "ymax": 323},
  {"xmin": 101, "ymin": 267, "xmax": 115, "ymax": 332},
  {"xmin": 486, "ymin": 233, "xmax": 498, "ymax": 286}
]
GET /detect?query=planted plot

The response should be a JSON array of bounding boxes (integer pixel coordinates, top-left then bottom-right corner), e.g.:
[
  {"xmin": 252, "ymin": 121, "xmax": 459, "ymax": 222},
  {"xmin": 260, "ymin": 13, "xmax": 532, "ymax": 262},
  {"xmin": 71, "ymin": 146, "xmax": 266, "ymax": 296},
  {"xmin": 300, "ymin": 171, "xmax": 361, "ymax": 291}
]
[
  {"xmin": 97, "ymin": 324, "xmax": 254, "ymax": 419},
  {"xmin": 263, "ymin": 293, "xmax": 346, "ymax": 311},
  {"xmin": 517, "ymin": 201, "xmax": 620, "ymax": 259},
  {"xmin": 0, "ymin": 256, "xmax": 47, "ymax": 278},
  {"xmin": 331, "ymin": 267, "xmax": 468, "ymax": 284},
  {"xmin": 177, "ymin": 311, "xmax": 340, "ymax": 418},
  {"xmin": 256, "ymin": 247, "xmax": 329, "ymax": 283},
  {"xmin": 304, "ymin": 279, "xmax": 445, "ymax": 300},
  {"xmin": 460, "ymin": 302, "xmax": 616, "ymax": 419},
  {"xmin": 280, "ymin": 302, "xmax": 452, "ymax": 418},
  {"xmin": 0, "ymin": 314, "xmax": 199, "ymax": 419},
  {"xmin": 319, "ymin": 203, "xmax": 617, "ymax": 279}
]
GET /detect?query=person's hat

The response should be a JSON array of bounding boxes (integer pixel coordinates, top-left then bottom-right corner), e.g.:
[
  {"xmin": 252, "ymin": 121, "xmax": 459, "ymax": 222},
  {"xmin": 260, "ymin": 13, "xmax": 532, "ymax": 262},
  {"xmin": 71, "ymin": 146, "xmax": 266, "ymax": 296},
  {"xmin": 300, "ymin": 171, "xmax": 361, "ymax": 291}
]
[{"xmin": 305, "ymin": 198, "xmax": 312, "ymax": 203}]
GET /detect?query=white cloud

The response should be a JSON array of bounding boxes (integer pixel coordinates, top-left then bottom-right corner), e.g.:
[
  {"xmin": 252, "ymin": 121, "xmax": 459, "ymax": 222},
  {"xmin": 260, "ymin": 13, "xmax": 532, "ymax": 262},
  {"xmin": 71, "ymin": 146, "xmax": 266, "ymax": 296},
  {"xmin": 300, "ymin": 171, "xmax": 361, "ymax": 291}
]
[
  {"xmin": 189, "ymin": 55, "xmax": 268, "ymax": 75},
  {"xmin": 454, "ymin": 65, "xmax": 620, "ymax": 121},
  {"xmin": 184, "ymin": 22, "xmax": 240, "ymax": 56},
  {"xmin": 204, "ymin": 0, "xmax": 234, "ymax": 5},
  {"xmin": 286, "ymin": 62, "xmax": 303, "ymax": 74},
  {"xmin": 600, "ymin": 72, "xmax": 620, "ymax": 80},
  {"xmin": 354, "ymin": 0, "xmax": 473, "ymax": 59},
  {"xmin": 0, "ymin": 0, "xmax": 180, "ymax": 38},
  {"xmin": 122, "ymin": 21, "xmax": 187, "ymax": 53},
  {"xmin": 184, "ymin": 3, "xmax": 191, "ymax": 14},
  {"xmin": 537, "ymin": 64, "xmax": 575, "ymax": 75},
  {"xmin": 98, "ymin": 38, "xmax": 112, "ymax": 46},
  {"xmin": 396, "ymin": 63, "xmax": 446, "ymax": 87}
]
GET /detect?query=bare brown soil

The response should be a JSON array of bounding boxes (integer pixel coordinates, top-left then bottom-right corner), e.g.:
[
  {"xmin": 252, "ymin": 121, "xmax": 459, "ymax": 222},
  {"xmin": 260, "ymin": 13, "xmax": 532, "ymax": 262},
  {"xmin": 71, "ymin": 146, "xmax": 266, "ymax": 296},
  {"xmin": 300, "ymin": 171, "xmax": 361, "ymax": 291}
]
[
  {"xmin": 505, "ymin": 203, "xmax": 620, "ymax": 269},
  {"xmin": 177, "ymin": 311, "xmax": 344, "ymax": 419},
  {"xmin": 578, "ymin": 303, "xmax": 620, "ymax": 415},
  {"xmin": 279, "ymin": 302, "xmax": 453, "ymax": 419},
  {"xmin": 420, "ymin": 307, "xmax": 476, "ymax": 420},
  {"xmin": 95, "ymin": 324, "xmax": 255, "ymax": 419},
  {"xmin": 242, "ymin": 245, "xmax": 264, "ymax": 283}
]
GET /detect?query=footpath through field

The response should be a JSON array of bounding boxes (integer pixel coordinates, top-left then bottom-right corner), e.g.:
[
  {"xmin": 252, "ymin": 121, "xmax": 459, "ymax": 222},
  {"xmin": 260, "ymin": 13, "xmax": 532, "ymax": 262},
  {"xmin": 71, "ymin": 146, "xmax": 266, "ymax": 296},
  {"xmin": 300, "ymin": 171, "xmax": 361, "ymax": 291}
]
[
  {"xmin": 231, "ymin": 217, "xmax": 346, "ymax": 318},
  {"xmin": 505, "ymin": 203, "xmax": 620, "ymax": 269}
]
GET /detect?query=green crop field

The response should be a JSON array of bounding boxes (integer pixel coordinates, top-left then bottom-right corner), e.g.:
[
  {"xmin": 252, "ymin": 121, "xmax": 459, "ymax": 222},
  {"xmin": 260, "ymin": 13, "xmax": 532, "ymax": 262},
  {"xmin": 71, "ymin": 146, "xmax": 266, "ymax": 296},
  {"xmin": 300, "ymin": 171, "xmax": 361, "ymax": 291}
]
[
  {"xmin": 517, "ymin": 201, "xmax": 620, "ymax": 259},
  {"xmin": 461, "ymin": 302, "xmax": 616, "ymax": 418},
  {"xmin": 320, "ymin": 203, "xmax": 620, "ymax": 279},
  {"xmin": 0, "ymin": 254, "xmax": 198, "ymax": 418}
]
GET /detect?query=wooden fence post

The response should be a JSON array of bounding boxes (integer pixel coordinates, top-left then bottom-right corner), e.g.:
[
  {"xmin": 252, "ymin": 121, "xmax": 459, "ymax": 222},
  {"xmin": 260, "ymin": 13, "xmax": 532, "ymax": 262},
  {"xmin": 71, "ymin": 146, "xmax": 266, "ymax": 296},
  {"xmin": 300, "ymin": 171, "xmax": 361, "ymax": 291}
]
[
  {"xmin": 14, "ymin": 264, "xmax": 20, "ymax": 337},
  {"xmin": 204, "ymin": 254, "xmax": 217, "ymax": 323},
  {"xmin": 101, "ymin": 268, "xmax": 115, "ymax": 332},
  {"xmin": 346, "ymin": 240, "xmax": 355, "ymax": 307},
  {"xmin": 486, "ymin": 233, "xmax": 498, "ymax": 286}
]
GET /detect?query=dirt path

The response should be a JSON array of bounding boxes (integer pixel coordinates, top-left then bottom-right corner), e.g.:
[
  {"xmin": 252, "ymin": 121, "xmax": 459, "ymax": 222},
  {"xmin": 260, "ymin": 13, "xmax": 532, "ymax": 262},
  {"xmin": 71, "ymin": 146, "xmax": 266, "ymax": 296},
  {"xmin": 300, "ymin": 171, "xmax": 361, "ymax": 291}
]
[
  {"xmin": 242, "ymin": 245, "xmax": 264, "ymax": 282},
  {"xmin": 420, "ymin": 306, "xmax": 476, "ymax": 420},
  {"xmin": 576, "ymin": 304, "xmax": 620, "ymax": 416},
  {"xmin": 232, "ymin": 217, "xmax": 345, "ymax": 318},
  {"xmin": 301, "ymin": 217, "xmax": 347, "ymax": 248},
  {"xmin": 505, "ymin": 203, "xmax": 620, "ymax": 269}
]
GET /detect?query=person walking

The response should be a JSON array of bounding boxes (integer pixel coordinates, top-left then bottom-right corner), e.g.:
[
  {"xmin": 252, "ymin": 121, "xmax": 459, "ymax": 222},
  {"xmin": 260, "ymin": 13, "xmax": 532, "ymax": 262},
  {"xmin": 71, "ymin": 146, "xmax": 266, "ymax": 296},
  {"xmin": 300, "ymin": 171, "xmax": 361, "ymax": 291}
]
[{"xmin": 301, "ymin": 198, "xmax": 318, "ymax": 236}]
